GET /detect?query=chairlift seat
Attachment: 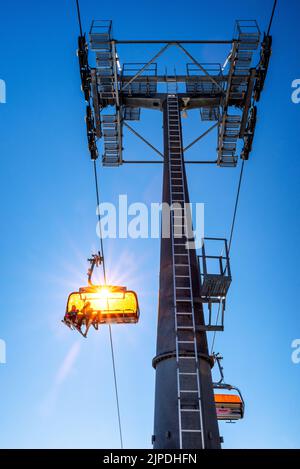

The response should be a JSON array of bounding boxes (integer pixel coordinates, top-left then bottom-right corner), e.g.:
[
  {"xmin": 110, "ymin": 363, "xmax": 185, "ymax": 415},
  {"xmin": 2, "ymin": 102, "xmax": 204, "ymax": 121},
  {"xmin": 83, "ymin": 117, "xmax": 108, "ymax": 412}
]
[
  {"xmin": 214, "ymin": 393, "xmax": 244, "ymax": 420},
  {"xmin": 63, "ymin": 285, "xmax": 139, "ymax": 336}
]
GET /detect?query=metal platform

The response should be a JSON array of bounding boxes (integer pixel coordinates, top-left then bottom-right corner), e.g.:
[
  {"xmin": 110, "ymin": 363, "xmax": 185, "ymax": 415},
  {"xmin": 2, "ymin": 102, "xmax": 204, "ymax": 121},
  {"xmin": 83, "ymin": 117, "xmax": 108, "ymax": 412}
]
[
  {"xmin": 228, "ymin": 20, "xmax": 260, "ymax": 103},
  {"xmin": 198, "ymin": 238, "xmax": 231, "ymax": 299},
  {"xmin": 101, "ymin": 114, "xmax": 122, "ymax": 166},
  {"xmin": 217, "ymin": 115, "xmax": 241, "ymax": 167},
  {"xmin": 81, "ymin": 18, "xmax": 268, "ymax": 166},
  {"xmin": 215, "ymin": 21, "xmax": 260, "ymax": 167},
  {"xmin": 186, "ymin": 64, "xmax": 223, "ymax": 122},
  {"xmin": 90, "ymin": 22, "xmax": 116, "ymax": 104},
  {"xmin": 121, "ymin": 63, "xmax": 158, "ymax": 95},
  {"xmin": 186, "ymin": 63, "xmax": 223, "ymax": 95},
  {"xmin": 198, "ymin": 299, "xmax": 226, "ymax": 332},
  {"xmin": 89, "ymin": 20, "xmax": 112, "ymax": 50},
  {"xmin": 200, "ymin": 107, "xmax": 220, "ymax": 122},
  {"xmin": 234, "ymin": 20, "xmax": 260, "ymax": 50},
  {"xmin": 123, "ymin": 107, "xmax": 141, "ymax": 121}
]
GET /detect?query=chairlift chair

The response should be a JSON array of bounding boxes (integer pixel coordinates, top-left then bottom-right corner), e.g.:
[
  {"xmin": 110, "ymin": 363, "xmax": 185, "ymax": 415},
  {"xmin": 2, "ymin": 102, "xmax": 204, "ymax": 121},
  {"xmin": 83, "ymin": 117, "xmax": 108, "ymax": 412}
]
[
  {"xmin": 62, "ymin": 253, "xmax": 140, "ymax": 337},
  {"xmin": 214, "ymin": 386, "xmax": 244, "ymax": 421},
  {"xmin": 212, "ymin": 353, "xmax": 245, "ymax": 422}
]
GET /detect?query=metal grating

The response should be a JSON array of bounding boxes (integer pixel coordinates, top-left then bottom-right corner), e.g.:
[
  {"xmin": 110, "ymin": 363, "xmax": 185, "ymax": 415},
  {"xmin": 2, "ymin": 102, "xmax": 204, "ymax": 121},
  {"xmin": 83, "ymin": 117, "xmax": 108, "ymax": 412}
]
[
  {"xmin": 186, "ymin": 63, "xmax": 223, "ymax": 95},
  {"xmin": 122, "ymin": 63, "xmax": 157, "ymax": 95},
  {"xmin": 235, "ymin": 20, "xmax": 260, "ymax": 50},
  {"xmin": 123, "ymin": 107, "xmax": 141, "ymax": 121},
  {"xmin": 217, "ymin": 114, "xmax": 241, "ymax": 167},
  {"xmin": 198, "ymin": 238, "xmax": 231, "ymax": 299},
  {"xmin": 101, "ymin": 114, "xmax": 122, "ymax": 166},
  {"xmin": 89, "ymin": 20, "xmax": 112, "ymax": 50},
  {"xmin": 200, "ymin": 107, "xmax": 220, "ymax": 122},
  {"xmin": 227, "ymin": 20, "xmax": 260, "ymax": 103},
  {"xmin": 88, "ymin": 20, "xmax": 117, "ymax": 104}
]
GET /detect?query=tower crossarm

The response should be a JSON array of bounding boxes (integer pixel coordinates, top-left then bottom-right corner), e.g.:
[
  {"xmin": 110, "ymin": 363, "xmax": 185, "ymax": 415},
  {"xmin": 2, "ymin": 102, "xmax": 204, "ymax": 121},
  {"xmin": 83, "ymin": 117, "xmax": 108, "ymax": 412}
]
[{"xmin": 79, "ymin": 19, "xmax": 271, "ymax": 169}]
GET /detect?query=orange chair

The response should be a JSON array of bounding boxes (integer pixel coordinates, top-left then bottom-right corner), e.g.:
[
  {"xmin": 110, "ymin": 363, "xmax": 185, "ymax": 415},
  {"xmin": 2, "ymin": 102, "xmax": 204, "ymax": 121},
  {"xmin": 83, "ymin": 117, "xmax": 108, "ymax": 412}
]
[
  {"xmin": 214, "ymin": 393, "xmax": 244, "ymax": 420},
  {"xmin": 63, "ymin": 285, "xmax": 139, "ymax": 337}
]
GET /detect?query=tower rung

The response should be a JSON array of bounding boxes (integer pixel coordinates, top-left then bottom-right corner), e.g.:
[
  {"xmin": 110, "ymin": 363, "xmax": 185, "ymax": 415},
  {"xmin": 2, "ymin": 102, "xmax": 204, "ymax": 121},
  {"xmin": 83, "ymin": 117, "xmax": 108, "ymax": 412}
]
[
  {"xmin": 180, "ymin": 390, "xmax": 199, "ymax": 393},
  {"xmin": 181, "ymin": 430, "xmax": 202, "ymax": 433},
  {"xmin": 177, "ymin": 327, "xmax": 194, "ymax": 331},
  {"xmin": 180, "ymin": 409, "xmax": 201, "ymax": 413}
]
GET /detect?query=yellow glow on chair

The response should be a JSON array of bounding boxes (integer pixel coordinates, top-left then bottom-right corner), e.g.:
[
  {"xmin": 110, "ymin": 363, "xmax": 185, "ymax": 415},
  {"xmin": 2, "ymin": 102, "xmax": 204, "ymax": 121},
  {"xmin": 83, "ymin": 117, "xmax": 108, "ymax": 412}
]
[{"xmin": 66, "ymin": 285, "xmax": 139, "ymax": 324}]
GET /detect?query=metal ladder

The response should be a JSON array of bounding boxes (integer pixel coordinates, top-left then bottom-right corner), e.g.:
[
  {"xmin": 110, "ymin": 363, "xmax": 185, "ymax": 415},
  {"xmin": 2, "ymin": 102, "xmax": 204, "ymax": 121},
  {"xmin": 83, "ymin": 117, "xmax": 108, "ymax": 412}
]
[
  {"xmin": 166, "ymin": 69, "xmax": 178, "ymax": 95},
  {"xmin": 166, "ymin": 95, "xmax": 205, "ymax": 449}
]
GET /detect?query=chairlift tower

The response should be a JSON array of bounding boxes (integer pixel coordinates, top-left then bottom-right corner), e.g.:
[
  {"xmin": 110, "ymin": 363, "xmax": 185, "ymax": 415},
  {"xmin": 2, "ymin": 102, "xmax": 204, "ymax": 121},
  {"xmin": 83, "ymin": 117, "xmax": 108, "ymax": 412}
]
[{"xmin": 78, "ymin": 18, "xmax": 272, "ymax": 449}]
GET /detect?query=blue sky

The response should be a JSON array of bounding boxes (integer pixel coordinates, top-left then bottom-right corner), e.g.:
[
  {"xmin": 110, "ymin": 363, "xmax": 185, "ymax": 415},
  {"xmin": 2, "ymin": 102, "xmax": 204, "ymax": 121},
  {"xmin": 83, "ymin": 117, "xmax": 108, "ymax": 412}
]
[{"xmin": 0, "ymin": 0, "xmax": 299, "ymax": 449}]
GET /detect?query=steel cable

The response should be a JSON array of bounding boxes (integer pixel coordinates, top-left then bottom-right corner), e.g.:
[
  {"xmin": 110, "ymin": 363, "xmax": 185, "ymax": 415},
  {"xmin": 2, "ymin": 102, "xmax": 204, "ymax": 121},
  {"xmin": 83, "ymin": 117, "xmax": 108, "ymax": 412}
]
[{"xmin": 75, "ymin": 0, "xmax": 124, "ymax": 449}]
